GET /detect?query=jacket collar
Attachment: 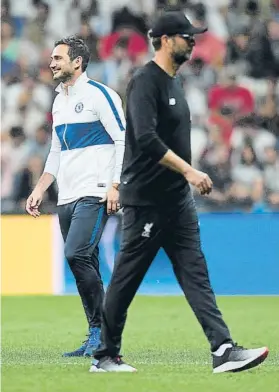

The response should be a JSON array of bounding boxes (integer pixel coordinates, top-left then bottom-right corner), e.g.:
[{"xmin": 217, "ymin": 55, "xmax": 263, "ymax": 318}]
[{"xmin": 55, "ymin": 72, "xmax": 88, "ymax": 95}]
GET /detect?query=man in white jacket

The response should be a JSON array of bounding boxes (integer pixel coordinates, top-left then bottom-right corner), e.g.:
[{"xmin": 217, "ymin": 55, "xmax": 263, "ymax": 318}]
[{"xmin": 26, "ymin": 36, "xmax": 126, "ymax": 357}]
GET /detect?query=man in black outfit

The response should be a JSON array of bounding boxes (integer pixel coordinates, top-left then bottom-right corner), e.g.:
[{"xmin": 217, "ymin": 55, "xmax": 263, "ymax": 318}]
[{"xmin": 90, "ymin": 12, "xmax": 268, "ymax": 373}]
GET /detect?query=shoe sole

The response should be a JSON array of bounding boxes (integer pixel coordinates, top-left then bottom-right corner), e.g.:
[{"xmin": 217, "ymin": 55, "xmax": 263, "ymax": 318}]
[
  {"xmin": 213, "ymin": 347, "xmax": 269, "ymax": 374},
  {"xmin": 230, "ymin": 348, "xmax": 269, "ymax": 373},
  {"xmin": 89, "ymin": 365, "xmax": 137, "ymax": 373},
  {"xmin": 89, "ymin": 365, "xmax": 107, "ymax": 373}
]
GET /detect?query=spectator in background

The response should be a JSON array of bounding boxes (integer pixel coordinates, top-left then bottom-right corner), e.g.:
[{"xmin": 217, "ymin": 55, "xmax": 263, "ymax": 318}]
[
  {"xmin": 178, "ymin": 69, "xmax": 208, "ymax": 125},
  {"xmin": 190, "ymin": 124, "xmax": 208, "ymax": 167},
  {"xmin": 201, "ymin": 122, "xmax": 229, "ymax": 164},
  {"xmin": 1, "ymin": 21, "xmax": 21, "ymax": 65},
  {"xmin": 42, "ymin": 0, "xmax": 81, "ymax": 43},
  {"xmin": 14, "ymin": 155, "xmax": 57, "ymax": 211},
  {"xmin": 37, "ymin": 49, "xmax": 55, "ymax": 89},
  {"xmin": 224, "ymin": 0, "xmax": 251, "ymax": 35},
  {"xmin": 23, "ymin": 1, "xmax": 49, "ymax": 48},
  {"xmin": 196, "ymin": 0, "xmax": 229, "ymax": 41},
  {"xmin": 112, "ymin": 6, "xmax": 148, "ymax": 36},
  {"xmin": 1, "ymin": 138, "xmax": 14, "ymax": 201},
  {"xmin": 8, "ymin": 0, "xmax": 36, "ymax": 31},
  {"xmin": 2, "ymin": 70, "xmax": 52, "ymax": 137},
  {"xmin": 78, "ymin": 19, "xmax": 100, "ymax": 63},
  {"xmin": 225, "ymin": 24, "xmax": 250, "ymax": 74},
  {"xmin": 271, "ymin": 0, "xmax": 279, "ymax": 22},
  {"xmin": 77, "ymin": 19, "xmax": 103, "ymax": 81},
  {"xmin": 102, "ymin": 37, "xmax": 132, "ymax": 93},
  {"xmin": 207, "ymin": 66, "xmax": 254, "ymax": 147},
  {"xmin": 230, "ymin": 144, "xmax": 264, "ymax": 209},
  {"xmin": 2, "ymin": 54, "xmax": 28, "ymax": 86},
  {"xmin": 231, "ymin": 116, "xmax": 277, "ymax": 163},
  {"xmin": 181, "ymin": 56, "xmax": 216, "ymax": 91},
  {"xmin": 199, "ymin": 144, "xmax": 233, "ymax": 209},
  {"xmin": 26, "ymin": 124, "xmax": 51, "ymax": 163},
  {"xmin": 225, "ymin": 0, "xmax": 277, "ymax": 72},
  {"xmin": 1, "ymin": 127, "xmax": 30, "ymax": 205},
  {"xmin": 1, "ymin": 0, "xmax": 12, "ymax": 25},
  {"xmin": 257, "ymin": 81, "xmax": 279, "ymax": 139},
  {"xmin": 267, "ymin": 19, "xmax": 279, "ymax": 75},
  {"xmin": 263, "ymin": 146, "xmax": 279, "ymax": 209},
  {"xmin": 180, "ymin": 55, "xmax": 216, "ymax": 124},
  {"xmin": 98, "ymin": 7, "xmax": 148, "ymax": 61},
  {"xmin": 245, "ymin": 2, "xmax": 277, "ymax": 79},
  {"xmin": 208, "ymin": 66, "xmax": 254, "ymax": 117},
  {"xmin": 207, "ymin": 106, "xmax": 234, "ymax": 147},
  {"xmin": 99, "ymin": 27, "xmax": 148, "ymax": 60},
  {"xmin": 97, "ymin": 0, "xmax": 154, "ymax": 31},
  {"xmin": 1, "ymin": 20, "xmax": 39, "ymax": 74},
  {"xmin": 156, "ymin": 0, "xmax": 189, "ymax": 11},
  {"xmin": 1, "ymin": 21, "xmax": 21, "ymax": 81},
  {"xmin": 190, "ymin": 3, "xmax": 226, "ymax": 68}
]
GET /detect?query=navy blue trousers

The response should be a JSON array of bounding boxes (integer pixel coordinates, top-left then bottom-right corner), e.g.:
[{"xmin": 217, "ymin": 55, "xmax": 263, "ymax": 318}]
[{"xmin": 58, "ymin": 197, "xmax": 107, "ymax": 328}]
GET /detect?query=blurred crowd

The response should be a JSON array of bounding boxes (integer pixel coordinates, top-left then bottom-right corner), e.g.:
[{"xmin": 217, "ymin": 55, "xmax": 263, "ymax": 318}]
[{"xmin": 1, "ymin": 0, "xmax": 279, "ymax": 213}]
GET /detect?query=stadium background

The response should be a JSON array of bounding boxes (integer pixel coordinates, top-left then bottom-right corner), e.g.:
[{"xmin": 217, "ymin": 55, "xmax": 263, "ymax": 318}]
[{"xmin": 1, "ymin": 0, "xmax": 279, "ymax": 296}]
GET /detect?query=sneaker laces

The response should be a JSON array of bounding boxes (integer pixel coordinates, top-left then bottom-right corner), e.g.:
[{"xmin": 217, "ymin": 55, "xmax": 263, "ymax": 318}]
[
  {"xmin": 232, "ymin": 343, "xmax": 245, "ymax": 351},
  {"xmin": 111, "ymin": 356, "xmax": 124, "ymax": 365}
]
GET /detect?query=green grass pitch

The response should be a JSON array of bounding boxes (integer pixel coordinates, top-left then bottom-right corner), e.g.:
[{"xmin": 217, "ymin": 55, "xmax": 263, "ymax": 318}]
[{"xmin": 2, "ymin": 295, "xmax": 279, "ymax": 392}]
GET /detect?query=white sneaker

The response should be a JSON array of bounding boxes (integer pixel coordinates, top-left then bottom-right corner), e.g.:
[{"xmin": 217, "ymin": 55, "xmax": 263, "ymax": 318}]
[
  {"xmin": 89, "ymin": 356, "xmax": 137, "ymax": 373},
  {"xmin": 212, "ymin": 343, "xmax": 269, "ymax": 373}
]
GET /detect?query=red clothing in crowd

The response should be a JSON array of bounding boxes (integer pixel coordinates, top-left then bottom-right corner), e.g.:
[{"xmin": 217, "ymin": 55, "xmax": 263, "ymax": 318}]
[
  {"xmin": 208, "ymin": 84, "xmax": 255, "ymax": 115},
  {"xmin": 98, "ymin": 31, "xmax": 148, "ymax": 60},
  {"xmin": 192, "ymin": 32, "xmax": 226, "ymax": 67},
  {"xmin": 207, "ymin": 112, "xmax": 234, "ymax": 146}
]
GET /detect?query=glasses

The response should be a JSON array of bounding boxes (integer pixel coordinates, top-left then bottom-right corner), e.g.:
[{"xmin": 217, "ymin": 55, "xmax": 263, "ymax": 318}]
[
  {"xmin": 178, "ymin": 34, "xmax": 195, "ymax": 42},
  {"xmin": 167, "ymin": 34, "xmax": 195, "ymax": 43}
]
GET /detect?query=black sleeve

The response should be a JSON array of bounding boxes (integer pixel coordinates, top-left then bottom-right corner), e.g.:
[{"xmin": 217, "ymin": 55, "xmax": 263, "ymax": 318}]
[{"xmin": 127, "ymin": 73, "xmax": 169, "ymax": 162}]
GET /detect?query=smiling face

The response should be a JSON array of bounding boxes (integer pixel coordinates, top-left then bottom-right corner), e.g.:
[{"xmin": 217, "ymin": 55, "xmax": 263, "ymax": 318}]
[{"xmin": 49, "ymin": 44, "xmax": 78, "ymax": 83}]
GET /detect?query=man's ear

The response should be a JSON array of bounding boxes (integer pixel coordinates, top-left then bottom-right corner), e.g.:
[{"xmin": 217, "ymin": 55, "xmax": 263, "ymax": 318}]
[{"xmin": 74, "ymin": 56, "xmax": 82, "ymax": 70}]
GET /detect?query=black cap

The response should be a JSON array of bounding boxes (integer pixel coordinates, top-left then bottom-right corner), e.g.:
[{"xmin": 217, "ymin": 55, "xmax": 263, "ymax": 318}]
[{"xmin": 149, "ymin": 11, "xmax": 207, "ymax": 38}]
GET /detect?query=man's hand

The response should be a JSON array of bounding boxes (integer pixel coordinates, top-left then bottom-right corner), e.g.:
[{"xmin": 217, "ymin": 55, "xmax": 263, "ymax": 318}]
[
  {"xmin": 99, "ymin": 184, "xmax": 120, "ymax": 215},
  {"xmin": 184, "ymin": 168, "xmax": 213, "ymax": 195},
  {"xmin": 26, "ymin": 189, "xmax": 43, "ymax": 218}
]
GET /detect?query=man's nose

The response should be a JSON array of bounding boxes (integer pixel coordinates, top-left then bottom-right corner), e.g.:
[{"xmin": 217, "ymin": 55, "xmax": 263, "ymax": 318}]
[{"xmin": 189, "ymin": 37, "xmax": 195, "ymax": 46}]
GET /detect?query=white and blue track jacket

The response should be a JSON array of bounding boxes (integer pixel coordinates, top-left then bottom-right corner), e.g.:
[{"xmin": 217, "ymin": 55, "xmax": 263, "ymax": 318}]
[{"xmin": 44, "ymin": 72, "xmax": 126, "ymax": 206}]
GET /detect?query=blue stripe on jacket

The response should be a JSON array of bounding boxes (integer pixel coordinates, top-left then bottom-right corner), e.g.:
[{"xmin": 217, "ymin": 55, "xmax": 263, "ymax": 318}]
[
  {"xmin": 87, "ymin": 80, "xmax": 125, "ymax": 132},
  {"xmin": 55, "ymin": 121, "xmax": 114, "ymax": 151}
]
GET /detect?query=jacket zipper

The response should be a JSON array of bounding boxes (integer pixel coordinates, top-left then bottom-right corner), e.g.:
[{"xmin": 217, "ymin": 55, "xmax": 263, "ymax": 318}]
[
  {"xmin": 63, "ymin": 95, "xmax": 69, "ymax": 150},
  {"xmin": 63, "ymin": 123, "xmax": 69, "ymax": 150}
]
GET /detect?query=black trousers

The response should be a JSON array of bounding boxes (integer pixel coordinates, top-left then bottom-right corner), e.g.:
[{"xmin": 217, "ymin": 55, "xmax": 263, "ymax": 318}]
[
  {"xmin": 94, "ymin": 192, "xmax": 233, "ymax": 359},
  {"xmin": 58, "ymin": 197, "xmax": 107, "ymax": 328}
]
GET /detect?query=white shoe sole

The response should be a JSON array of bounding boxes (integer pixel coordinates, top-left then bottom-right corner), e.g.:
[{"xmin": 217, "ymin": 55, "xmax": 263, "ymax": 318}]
[
  {"xmin": 89, "ymin": 364, "xmax": 137, "ymax": 373},
  {"xmin": 108, "ymin": 367, "xmax": 137, "ymax": 373},
  {"xmin": 213, "ymin": 347, "xmax": 269, "ymax": 374},
  {"xmin": 89, "ymin": 365, "xmax": 107, "ymax": 373}
]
